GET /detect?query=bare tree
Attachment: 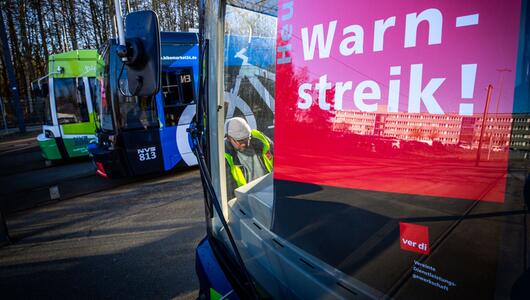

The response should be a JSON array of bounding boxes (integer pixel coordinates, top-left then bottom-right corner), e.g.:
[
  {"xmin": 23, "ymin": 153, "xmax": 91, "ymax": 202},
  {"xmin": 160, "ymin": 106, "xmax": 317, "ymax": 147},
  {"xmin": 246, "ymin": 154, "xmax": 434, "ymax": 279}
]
[{"xmin": 0, "ymin": 0, "xmax": 200, "ymax": 127}]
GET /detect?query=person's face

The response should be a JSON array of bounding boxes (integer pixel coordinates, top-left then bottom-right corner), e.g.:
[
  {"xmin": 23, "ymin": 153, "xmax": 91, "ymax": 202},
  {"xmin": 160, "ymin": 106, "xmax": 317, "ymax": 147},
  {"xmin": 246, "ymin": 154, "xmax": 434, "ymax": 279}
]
[{"xmin": 229, "ymin": 136, "xmax": 250, "ymax": 151}]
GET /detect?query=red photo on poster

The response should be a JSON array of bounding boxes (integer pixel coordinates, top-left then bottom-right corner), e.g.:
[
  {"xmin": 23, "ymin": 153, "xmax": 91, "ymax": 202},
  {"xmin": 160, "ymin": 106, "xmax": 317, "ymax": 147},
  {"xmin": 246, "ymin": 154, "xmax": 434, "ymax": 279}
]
[{"xmin": 274, "ymin": 0, "xmax": 522, "ymax": 202}]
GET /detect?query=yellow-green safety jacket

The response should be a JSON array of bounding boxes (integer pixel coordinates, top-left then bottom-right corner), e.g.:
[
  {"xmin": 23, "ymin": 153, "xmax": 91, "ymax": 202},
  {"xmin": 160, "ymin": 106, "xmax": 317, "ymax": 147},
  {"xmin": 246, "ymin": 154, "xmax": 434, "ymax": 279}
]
[{"xmin": 224, "ymin": 129, "xmax": 273, "ymax": 188}]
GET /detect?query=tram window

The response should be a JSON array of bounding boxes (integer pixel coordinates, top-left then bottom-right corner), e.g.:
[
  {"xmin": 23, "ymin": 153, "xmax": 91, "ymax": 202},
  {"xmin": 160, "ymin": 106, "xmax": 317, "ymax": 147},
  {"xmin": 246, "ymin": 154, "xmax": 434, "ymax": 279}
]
[
  {"xmin": 161, "ymin": 69, "xmax": 194, "ymax": 106},
  {"xmin": 54, "ymin": 78, "xmax": 90, "ymax": 124},
  {"xmin": 98, "ymin": 50, "xmax": 113, "ymax": 131},
  {"xmin": 217, "ymin": 3, "xmax": 280, "ymax": 294},
  {"xmin": 223, "ymin": 4, "xmax": 277, "ymax": 200},
  {"xmin": 179, "ymin": 71, "xmax": 194, "ymax": 104},
  {"xmin": 43, "ymin": 95, "xmax": 53, "ymax": 126},
  {"xmin": 88, "ymin": 77, "xmax": 97, "ymax": 113},
  {"xmin": 97, "ymin": 77, "xmax": 113, "ymax": 131},
  {"xmin": 162, "ymin": 71, "xmax": 181, "ymax": 107},
  {"xmin": 118, "ymin": 95, "xmax": 158, "ymax": 130},
  {"xmin": 34, "ymin": 79, "xmax": 52, "ymax": 125},
  {"xmin": 117, "ymin": 67, "xmax": 158, "ymax": 130},
  {"xmin": 161, "ymin": 69, "xmax": 195, "ymax": 127}
]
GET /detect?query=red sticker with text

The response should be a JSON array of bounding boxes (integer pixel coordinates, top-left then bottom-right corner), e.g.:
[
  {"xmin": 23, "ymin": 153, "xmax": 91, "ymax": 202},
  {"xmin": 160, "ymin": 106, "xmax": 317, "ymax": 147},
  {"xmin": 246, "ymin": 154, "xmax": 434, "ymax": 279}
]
[{"xmin": 400, "ymin": 222, "xmax": 430, "ymax": 255}]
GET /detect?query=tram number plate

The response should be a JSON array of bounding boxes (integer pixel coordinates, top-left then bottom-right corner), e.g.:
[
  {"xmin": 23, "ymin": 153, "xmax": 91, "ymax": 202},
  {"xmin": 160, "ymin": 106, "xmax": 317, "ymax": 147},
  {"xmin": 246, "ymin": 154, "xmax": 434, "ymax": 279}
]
[
  {"xmin": 137, "ymin": 146, "xmax": 157, "ymax": 161},
  {"xmin": 180, "ymin": 74, "xmax": 191, "ymax": 83}
]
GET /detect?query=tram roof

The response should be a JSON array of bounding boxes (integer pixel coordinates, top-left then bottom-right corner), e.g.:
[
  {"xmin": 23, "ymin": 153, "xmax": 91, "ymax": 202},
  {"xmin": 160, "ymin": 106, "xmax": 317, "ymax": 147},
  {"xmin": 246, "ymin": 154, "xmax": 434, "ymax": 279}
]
[
  {"xmin": 48, "ymin": 49, "xmax": 102, "ymax": 78},
  {"xmin": 49, "ymin": 49, "xmax": 99, "ymax": 62}
]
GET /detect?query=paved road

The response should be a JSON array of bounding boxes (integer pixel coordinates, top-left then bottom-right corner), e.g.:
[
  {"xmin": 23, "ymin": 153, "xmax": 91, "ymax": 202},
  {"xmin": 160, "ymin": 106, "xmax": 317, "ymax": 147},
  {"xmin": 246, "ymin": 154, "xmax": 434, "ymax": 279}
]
[
  {"xmin": 0, "ymin": 169, "xmax": 206, "ymax": 300},
  {"xmin": 0, "ymin": 132, "xmax": 43, "ymax": 177}
]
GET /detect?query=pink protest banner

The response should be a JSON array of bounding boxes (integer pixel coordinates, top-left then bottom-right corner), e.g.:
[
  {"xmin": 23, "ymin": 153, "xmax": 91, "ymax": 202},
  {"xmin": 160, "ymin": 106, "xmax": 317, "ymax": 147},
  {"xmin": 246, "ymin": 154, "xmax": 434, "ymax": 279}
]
[{"xmin": 274, "ymin": 0, "xmax": 522, "ymax": 202}]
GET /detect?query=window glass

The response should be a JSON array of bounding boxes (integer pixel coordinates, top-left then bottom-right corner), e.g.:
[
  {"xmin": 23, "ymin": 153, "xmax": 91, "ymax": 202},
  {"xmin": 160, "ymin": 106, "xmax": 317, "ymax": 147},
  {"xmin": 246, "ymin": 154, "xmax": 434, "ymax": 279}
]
[
  {"xmin": 95, "ymin": 43, "xmax": 114, "ymax": 131},
  {"xmin": 117, "ymin": 68, "xmax": 158, "ymax": 130},
  {"xmin": 223, "ymin": 4, "xmax": 276, "ymax": 199},
  {"xmin": 43, "ymin": 95, "xmax": 53, "ymax": 125},
  {"xmin": 118, "ymin": 95, "xmax": 157, "ymax": 130},
  {"xmin": 35, "ymin": 80, "xmax": 52, "ymax": 125},
  {"xmin": 54, "ymin": 78, "xmax": 89, "ymax": 124},
  {"xmin": 88, "ymin": 77, "xmax": 97, "ymax": 113},
  {"xmin": 215, "ymin": 0, "xmax": 530, "ymax": 299},
  {"xmin": 179, "ymin": 71, "xmax": 195, "ymax": 104},
  {"xmin": 162, "ymin": 68, "xmax": 195, "ymax": 127},
  {"xmin": 97, "ymin": 75, "xmax": 113, "ymax": 131},
  {"xmin": 162, "ymin": 71, "xmax": 181, "ymax": 107}
]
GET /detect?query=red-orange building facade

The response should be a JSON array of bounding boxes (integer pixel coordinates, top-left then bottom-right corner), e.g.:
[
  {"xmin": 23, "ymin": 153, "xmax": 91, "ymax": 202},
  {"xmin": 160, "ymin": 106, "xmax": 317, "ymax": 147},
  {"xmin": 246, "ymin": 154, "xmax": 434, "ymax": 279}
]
[{"xmin": 332, "ymin": 109, "xmax": 529, "ymax": 150}]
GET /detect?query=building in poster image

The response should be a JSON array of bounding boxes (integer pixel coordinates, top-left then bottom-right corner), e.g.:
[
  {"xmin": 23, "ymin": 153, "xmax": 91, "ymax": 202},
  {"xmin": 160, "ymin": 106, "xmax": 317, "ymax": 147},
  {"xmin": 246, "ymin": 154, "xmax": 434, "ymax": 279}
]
[{"xmin": 332, "ymin": 109, "xmax": 530, "ymax": 152}]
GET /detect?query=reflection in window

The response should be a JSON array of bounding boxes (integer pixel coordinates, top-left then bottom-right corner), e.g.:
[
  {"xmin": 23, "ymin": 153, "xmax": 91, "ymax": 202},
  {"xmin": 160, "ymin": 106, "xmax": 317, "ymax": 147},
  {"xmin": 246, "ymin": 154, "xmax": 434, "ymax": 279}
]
[
  {"xmin": 118, "ymin": 95, "xmax": 157, "ymax": 130},
  {"xmin": 223, "ymin": 4, "xmax": 277, "ymax": 202},
  {"xmin": 96, "ymin": 77, "xmax": 113, "ymax": 131},
  {"xmin": 54, "ymin": 78, "xmax": 90, "ymax": 124},
  {"xmin": 35, "ymin": 80, "xmax": 53, "ymax": 125},
  {"xmin": 44, "ymin": 96, "xmax": 53, "ymax": 125},
  {"xmin": 88, "ymin": 77, "xmax": 97, "ymax": 115},
  {"xmin": 98, "ymin": 51, "xmax": 113, "ymax": 131},
  {"xmin": 212, "ymin": 1, "xmax": 530, "ymax": 299},
  {"xmin": 214, "ymin": 3, "xmax": 282, "ymax": 297},
  {"xmin": 116, "ymin": 67, "xmax": 158, "ymax": 130}
]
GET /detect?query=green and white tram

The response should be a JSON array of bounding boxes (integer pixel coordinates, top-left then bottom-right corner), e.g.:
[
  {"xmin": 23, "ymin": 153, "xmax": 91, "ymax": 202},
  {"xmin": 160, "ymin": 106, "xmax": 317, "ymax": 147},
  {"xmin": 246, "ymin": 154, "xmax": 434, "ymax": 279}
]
[{"xmin": 35, "ymin": 50, "xmax": 102, "ymax": 161}]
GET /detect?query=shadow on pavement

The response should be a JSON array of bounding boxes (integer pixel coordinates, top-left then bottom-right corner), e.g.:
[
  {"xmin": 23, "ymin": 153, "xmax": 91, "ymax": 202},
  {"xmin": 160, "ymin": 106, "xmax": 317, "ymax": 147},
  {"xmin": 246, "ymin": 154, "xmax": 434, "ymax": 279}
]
[{"xmin": 0, "ymin": 169, "xmax": 205, "ymax": 300}]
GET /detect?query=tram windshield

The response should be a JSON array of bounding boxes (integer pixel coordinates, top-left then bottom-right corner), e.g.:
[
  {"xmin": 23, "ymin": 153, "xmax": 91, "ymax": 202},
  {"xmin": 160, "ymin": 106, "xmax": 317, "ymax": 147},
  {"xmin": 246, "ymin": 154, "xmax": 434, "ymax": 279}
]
[
  {"xmin": 54, "ymin": 77, "xmax": 90, "ymax": 124},
  {"xmin": 208, "ymin": 0, "xmax": 530, "ymax": 298},
  {"xmin": 117, "ymin": 68, "xmax": 158, "ymax": 130}
]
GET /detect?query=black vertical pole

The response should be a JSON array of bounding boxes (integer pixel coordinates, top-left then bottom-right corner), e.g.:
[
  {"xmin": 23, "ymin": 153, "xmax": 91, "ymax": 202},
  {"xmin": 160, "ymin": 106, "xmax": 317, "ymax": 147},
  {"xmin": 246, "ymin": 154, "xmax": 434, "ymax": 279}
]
[
  {"xmin": 475, "ymin": 84, "xmax": 494, "ymax": 166},
  {"xmin": 0, "ymin": 9, "xmax": 25, "ymax": 133}
]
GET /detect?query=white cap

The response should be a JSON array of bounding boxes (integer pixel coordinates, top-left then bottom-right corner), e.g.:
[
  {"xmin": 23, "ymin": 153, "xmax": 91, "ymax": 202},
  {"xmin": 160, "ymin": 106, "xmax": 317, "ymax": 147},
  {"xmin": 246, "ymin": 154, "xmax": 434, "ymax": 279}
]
[{"xmin": 226, "ymin": 117, "xmax": 251, "ymax": 140}]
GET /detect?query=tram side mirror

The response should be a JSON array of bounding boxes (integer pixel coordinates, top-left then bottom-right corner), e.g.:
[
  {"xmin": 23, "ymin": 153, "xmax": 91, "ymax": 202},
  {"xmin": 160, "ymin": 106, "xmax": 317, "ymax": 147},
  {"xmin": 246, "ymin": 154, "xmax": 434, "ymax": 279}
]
[{"xmin": 118, "ymin": 10, "xmax": 161, "ymax": 97}]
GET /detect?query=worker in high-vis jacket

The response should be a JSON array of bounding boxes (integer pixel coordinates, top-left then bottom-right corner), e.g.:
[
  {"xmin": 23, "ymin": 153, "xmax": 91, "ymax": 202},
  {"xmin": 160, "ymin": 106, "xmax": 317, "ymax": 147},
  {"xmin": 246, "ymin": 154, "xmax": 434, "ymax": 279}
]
[{"xmin": 224, "ymin": 117, "xmax": 273, "ymax": 199}]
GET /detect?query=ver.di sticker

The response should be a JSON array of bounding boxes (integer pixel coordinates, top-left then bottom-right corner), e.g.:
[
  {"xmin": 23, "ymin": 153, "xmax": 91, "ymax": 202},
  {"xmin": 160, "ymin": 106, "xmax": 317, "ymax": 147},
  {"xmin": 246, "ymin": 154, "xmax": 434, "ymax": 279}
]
[{"xmin": 400, "ymin": 222, "xmax": 430, "ymax": 255}]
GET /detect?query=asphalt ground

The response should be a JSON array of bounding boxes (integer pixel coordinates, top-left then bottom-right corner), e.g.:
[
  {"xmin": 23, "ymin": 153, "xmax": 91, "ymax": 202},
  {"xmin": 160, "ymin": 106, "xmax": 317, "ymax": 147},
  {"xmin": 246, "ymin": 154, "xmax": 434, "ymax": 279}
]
[
  {"xmin": 0, "ymin": 132, "xmax": 44, "ymax": 177},
  {"xmin": 0, "ymin": 132, "xmax": 128, "ymax": 214},
  {"xmin": 0, "ymin": 168, "xmax": 206, "ymax": 300}
]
